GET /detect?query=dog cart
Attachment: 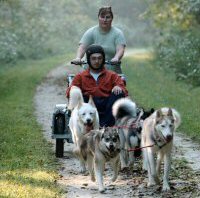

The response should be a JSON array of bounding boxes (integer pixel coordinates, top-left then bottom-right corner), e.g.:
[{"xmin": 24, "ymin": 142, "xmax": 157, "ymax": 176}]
[
  {"xmin": 51, "ymin": 61, "xmax": 126, "ymax": 158},
  {"xmin": 51, "ymin": 74, "xmax": 74, "ymax": 158}
]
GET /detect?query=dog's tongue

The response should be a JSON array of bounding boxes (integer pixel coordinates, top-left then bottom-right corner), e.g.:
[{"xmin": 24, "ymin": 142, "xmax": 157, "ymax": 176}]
[{"xmin": 85, "ymin": 125, "xmax": 93, "ymax": 132}]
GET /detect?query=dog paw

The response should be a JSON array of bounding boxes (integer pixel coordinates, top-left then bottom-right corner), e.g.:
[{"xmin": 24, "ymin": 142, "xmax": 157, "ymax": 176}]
[
  {"xmin": 99, "ymin": 187, "xmax": 105, "ymax": 193},
  {"xmin": 162, "ymin": 183, "xmax": 170, "ymax": 191},
  {"xmin": 91, "ymin": 175, "xmax": 95, "ymax": 182},
  {"xmin": 111, "ymin": 175, "xmax": 117, "ymax": 182},
  {"xmin": 147, "ymin": 180, "xmax": 157, "ymax": 187},
  {"xmin": 80, "ymin": 167, "xmax": 86, "ymax": 174},
  {"xmin": 148, "ymin": 175, "xmax": 160, "ymax": 187},
  {"xmin": 120, "ymin": 166, "xmax": 129, "ymax": 172},
  {"xmin": 128, "ymin": 160, "xmax": 134, "ymax": 167},
  {"xmin": 83, "ymin": 172, "xmax": 89, "ymax": 176},
  {"xmin": 155, "ymin": 176, "xmax": 160, "ymax": 184}
]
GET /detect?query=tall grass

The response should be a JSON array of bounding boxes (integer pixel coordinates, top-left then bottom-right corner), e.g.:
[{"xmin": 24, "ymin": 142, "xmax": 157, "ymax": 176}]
[
  {"xmin": 0, "ymin": 55, "xmax": 70, "ymax": 198},
  {"xmin": 123, "ymin": 52, "xmax": 200, "ymax": 142}
]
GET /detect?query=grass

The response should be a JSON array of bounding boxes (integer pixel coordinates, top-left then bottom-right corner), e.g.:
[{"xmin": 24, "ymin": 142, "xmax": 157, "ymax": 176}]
[
  {"xmin": 123, "ymin": 50, "xmax": 200, "ymax": 142},
  {"xmin": 0, "ymin": 54, "xmax": 72, "ymax": 198}
]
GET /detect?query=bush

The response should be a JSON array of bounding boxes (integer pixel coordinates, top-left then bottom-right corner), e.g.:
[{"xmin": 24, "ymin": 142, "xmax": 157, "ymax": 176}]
[
  {"xmin": 148, "ymin": 0, "xmax": 200, "ymax": 87},
  {"xmin": 156, "ymin": 30, "xmax": 200, "ymax": 86},
  {"xmin": 0, "ymin": 28, "xmax": 17, "ymax": 63}
]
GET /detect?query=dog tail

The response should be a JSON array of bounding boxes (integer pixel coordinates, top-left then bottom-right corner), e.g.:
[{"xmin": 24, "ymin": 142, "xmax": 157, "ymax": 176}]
[
  {"xmin": 68, "ymin": 86, "xmax": 84, "ymax": 110},
  {"xmin": 112, "ymin": 98, "xmax": 137, "ymax": 119}
]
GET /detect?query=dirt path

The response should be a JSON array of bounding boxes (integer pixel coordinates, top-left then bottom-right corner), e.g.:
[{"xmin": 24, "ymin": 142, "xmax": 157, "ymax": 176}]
[{"xmin": 34, "ymin": 54, "xmax": 200, "ymax": 198}]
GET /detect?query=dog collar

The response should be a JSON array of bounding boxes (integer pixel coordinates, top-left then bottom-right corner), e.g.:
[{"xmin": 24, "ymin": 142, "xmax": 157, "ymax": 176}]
[
  {"xmin": 153, "ymin": 129, "xmax": 172, "ymax": 149},
  {"xmin": 101, "ymin": 147, "xmax": 119, "ymax": 160}
]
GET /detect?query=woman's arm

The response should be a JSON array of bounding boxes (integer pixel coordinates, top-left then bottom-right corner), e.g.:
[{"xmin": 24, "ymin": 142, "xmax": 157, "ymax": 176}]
[{"xmin": 111, "ymin": 45, "xmax": 125, "ymax": 62}]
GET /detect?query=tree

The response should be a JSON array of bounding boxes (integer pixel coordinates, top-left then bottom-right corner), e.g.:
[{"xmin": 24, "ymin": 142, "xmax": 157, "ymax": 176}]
[{"xmin": 147, "ymin": 0, "xmax": 200, "ymax": 86}]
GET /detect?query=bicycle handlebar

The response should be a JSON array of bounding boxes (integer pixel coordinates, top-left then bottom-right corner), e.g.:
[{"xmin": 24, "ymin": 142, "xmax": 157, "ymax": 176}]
[
  {"xmin": 71, "ymin": 60, "xmax": 121, "ymax": 66},
  {"xmin": 71, "ymin": 60, "xmax": 87, "ymax": 65}
]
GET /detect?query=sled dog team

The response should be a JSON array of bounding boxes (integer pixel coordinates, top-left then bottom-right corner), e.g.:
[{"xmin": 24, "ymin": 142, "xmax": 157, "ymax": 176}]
[{"xmin": 68, "ymin": 86, "xmax": 181, "ymax": 193}]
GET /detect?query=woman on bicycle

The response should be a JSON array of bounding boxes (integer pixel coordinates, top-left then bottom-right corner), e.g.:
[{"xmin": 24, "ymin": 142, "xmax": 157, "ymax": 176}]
[{"xmin": 72, "ymin": 6, "xmax": 126, "ymax": 74}]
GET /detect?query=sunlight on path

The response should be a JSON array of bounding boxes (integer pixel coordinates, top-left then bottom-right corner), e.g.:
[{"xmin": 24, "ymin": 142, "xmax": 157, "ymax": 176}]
[
  {"xmin": 174, "ymin": 133, "xmax": 200, "ymax": 171},
  {"xmin": 124, "ymin": 48, "xmax": 154, "ymax": 60}
]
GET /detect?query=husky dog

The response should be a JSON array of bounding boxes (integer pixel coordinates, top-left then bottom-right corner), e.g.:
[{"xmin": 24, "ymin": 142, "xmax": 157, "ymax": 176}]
[
  {"xmin": 68, "ymin": 86, "xmax": 99, "ymax": 172},
  {"xmin": 141, "ymin": 107, "xmax": 181, "ymax": 191},
  {"xmin": 112, "ymin": 98, "xmax": 155, "ymax": 169},
  {"xmin": 79, "ymin": 127, "xmax": 121, "ymax": 193},
  {"xmin": 112, "ymin": 98, "xmax": 140, "ymax": 169}
]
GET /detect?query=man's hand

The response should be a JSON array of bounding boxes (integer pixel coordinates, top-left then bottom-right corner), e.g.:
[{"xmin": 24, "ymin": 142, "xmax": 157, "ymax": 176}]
[
  {"xmin": 112, "ymin": 86, "xmax": 123, "ymax": 95},
  {"xmin": 71, "ymin": 57, "xmax": 82, "ymax": 65},
  {"xmin": 110, "ymin": 57, "xmax": 120, "ymax": 64}
]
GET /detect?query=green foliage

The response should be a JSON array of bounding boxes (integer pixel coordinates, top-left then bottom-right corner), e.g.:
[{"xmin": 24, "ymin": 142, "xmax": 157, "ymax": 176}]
[
  {"xmin": 146, "ymin": 0, "xmax": 200, "ymax": 86},
  {"xmin": 0, "ymin": 0, "xmax": 94, "ymax": 62},
  {"xmin": 156, "ymin": 30, "xmax": 200, "ymax": 86},
  {"xmin": 0, "ymin": 28, "xmax": 17, "ymax": 62}
]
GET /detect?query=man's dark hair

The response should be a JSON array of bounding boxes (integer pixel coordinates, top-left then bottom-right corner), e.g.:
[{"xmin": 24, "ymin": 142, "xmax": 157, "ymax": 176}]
[{"xmin": 86, "ymin": 44, "xmax": 105, "ymax": 70}]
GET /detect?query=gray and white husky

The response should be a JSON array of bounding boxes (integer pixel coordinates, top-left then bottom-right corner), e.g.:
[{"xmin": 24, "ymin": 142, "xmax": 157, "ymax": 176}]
[
  {"xmin": 68, "ymin": 86, "xmax": 99, "ymax": 172},
  {"xmin": 79, "ymin": 127, "xmax": 121, "ymax": 193},
  {"xmin": 112, "ymin": 98, "xmax": 138, "ymax": 169},
  {"xmin": 141, "ymin": 107, "xmax": 181, "ymax": 191},
  {"xmin": 112, "ymin": 98, "xmax": 154, "ymax": 169}
]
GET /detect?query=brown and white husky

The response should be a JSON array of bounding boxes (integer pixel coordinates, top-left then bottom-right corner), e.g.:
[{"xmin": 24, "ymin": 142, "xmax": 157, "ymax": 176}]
[{"xmin": 141, "ymin": 107, "xmax": 181, "ymax": 191}]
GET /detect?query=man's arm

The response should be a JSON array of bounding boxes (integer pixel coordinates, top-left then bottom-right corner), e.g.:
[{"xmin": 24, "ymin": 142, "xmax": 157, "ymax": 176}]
[{"xmin": 112, "ymin": 74, "xmax": 128, "ymax": 96}]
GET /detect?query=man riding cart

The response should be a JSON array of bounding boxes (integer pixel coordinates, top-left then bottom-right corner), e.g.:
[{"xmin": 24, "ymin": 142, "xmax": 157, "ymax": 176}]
[{"xmin": 52, "ymin": 44, "xmax": 128, "ymax": 157}]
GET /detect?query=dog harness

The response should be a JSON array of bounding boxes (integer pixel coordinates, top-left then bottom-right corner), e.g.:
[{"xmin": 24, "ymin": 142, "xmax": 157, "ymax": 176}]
[{"xmin": 152, "ymin": 128, "xmax": 172, "ymax": 149}]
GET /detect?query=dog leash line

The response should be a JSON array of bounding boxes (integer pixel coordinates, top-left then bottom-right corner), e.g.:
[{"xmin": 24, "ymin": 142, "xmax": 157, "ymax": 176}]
[
  {"xmin": 127, "ymin": 144, "xmax": 155, "ymax": 152},
  {"xmin": 111, "ymin": 124, "xmax": 138, "ymax": 129}
]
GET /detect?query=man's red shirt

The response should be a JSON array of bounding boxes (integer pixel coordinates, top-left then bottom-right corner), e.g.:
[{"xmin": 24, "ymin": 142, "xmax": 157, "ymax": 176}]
[{"xmin": 66, "ymin": 67, "xmax": 128, "ymax": 98}]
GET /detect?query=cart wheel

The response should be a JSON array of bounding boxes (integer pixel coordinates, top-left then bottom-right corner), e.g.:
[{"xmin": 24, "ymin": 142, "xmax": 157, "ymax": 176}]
[
  {"xmin": 56, "ymin": 139, "xmax": 64, "ymax": 158},
  {"xmin": 55, "ymin": 115, "xmax": 65, "ymax": 158}
]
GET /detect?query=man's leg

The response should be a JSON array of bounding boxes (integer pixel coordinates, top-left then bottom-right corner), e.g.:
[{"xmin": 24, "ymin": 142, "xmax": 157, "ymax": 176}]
[
  {"xmin": 93, "ymin": 93, "xmax": 125, "ymax": 127},
  {"xmin": 101, "ymin": 93, "xmax": 124, "ymax": 127}
]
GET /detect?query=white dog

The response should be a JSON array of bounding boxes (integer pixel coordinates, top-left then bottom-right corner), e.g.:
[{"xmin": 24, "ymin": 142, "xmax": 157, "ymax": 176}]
[
  {"xmin": 68, "ymin": 86, "xmax": 99, "ymax": 172},
  {"xmin": 141, "ymin": 107, "xmax": 181, "ymax": 191}
]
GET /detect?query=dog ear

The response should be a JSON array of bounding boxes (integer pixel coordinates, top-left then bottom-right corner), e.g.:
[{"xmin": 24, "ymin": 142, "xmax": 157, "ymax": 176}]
[
  {"xmin": 114, "ymin": 127, "xmax": 119, "ymax": 133},
  {"xmin": 114, "ymin": 128, "xmax": 120, "ymax": 139},
  {"xmin": 88, "ymin": 95, "xmax": 96, "ymax": 107},
  {"xmin": 167, "ymin": 108, "xmax": 173, "ymax": 117},
  {"xmin": 156, "ymin": 109, "xmax": 162, "ymax": 118}
]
